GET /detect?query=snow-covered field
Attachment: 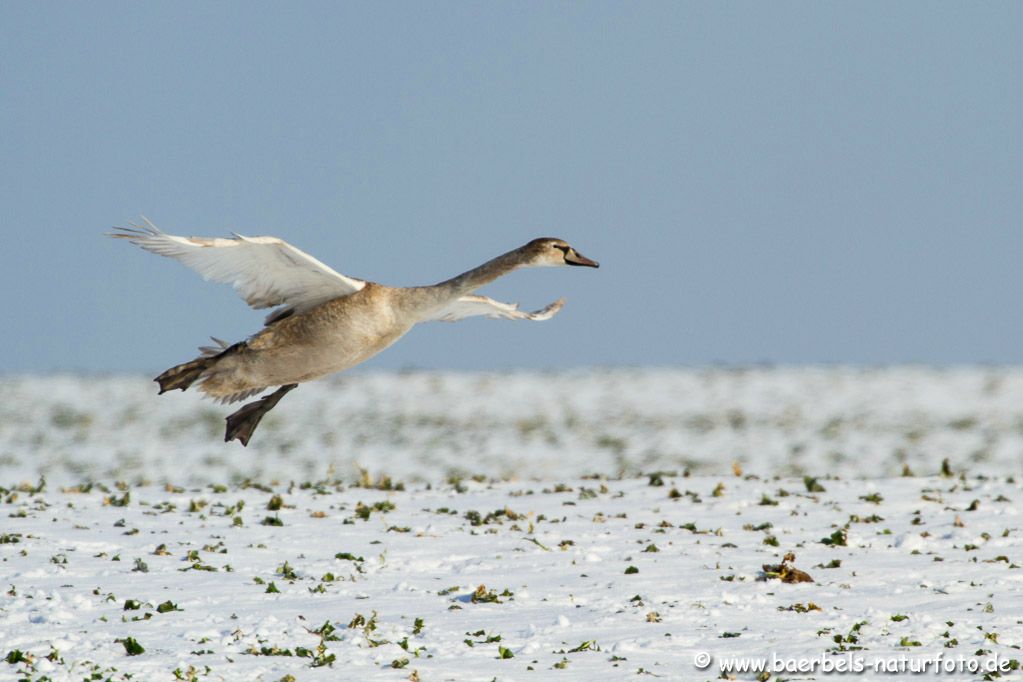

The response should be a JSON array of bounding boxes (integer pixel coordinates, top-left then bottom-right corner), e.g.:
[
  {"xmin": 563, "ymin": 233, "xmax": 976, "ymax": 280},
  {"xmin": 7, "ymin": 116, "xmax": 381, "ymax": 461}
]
[
  {"xmin": 4, "ymin": 367, "xmax": 1023, "ymax": 484},
  {"xmin": 1, "ymin": 369, "xmax": 1022, "ymax": 680}
]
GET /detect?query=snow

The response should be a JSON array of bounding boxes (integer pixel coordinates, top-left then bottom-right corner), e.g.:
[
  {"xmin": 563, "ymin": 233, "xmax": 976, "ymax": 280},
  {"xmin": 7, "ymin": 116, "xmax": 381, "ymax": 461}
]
[
  {"xmin": 1, "ymin": 368, "xmax": 1022, "ymax": 680},
  {"xmin": 2, "ymin": 477, "xmax": 1021, "ymax": 680},
  {"xmin": 2, "ymin": 367, "xmax": 1023, "ymax": 484}
]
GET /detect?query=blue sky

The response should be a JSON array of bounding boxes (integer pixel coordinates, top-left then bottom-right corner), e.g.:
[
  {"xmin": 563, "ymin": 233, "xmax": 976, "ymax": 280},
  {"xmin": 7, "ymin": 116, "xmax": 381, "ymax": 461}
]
[{"xmin": 1, "ymin": 2, "xmax": 1020, "ymax": 373}]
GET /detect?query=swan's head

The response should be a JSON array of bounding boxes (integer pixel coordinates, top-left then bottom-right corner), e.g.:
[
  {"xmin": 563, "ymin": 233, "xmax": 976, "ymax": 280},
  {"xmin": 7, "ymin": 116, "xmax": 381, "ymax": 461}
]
[{"xmin": 524, "ymin": 238, "xmax": 600, "ymax": 268}]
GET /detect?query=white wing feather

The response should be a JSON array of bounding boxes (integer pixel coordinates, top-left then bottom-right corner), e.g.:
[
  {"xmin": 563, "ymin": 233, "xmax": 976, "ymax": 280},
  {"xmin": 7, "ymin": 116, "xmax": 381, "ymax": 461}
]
[
  {"xmin": 427, "ymin": 294, "xmax": 564, "ymax": 322},
  {"xmin": 110, "ymin": 218, "xmax": 365, "ymax": 322}
]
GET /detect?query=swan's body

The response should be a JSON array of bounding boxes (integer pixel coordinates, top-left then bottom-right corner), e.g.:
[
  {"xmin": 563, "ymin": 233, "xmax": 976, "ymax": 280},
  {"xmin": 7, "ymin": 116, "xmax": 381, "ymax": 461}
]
[{"xmin": 111, "ymin": 219, "xmax": 598, "ymax": 444}]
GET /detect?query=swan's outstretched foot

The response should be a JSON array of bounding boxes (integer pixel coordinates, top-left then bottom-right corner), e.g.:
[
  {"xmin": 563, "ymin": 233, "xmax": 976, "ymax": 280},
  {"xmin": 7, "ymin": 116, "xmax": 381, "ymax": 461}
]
[
  {"xmin": 224, "ymin": 383, "xmax": 298, "ymax": 446},
  {"xmin": 155, "ymin": 357, "xmax": 210, "ymax": 394}
]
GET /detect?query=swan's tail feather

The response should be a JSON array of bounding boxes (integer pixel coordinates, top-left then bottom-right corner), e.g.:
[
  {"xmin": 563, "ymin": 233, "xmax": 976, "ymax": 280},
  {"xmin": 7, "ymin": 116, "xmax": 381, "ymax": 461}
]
[
  {"xmin": 155, "ymin": 357, "xmax": 209, "ymax": 394},
  {"xmin": 198, "ymin": 337, "xmax": 230, "ymax": 357}
]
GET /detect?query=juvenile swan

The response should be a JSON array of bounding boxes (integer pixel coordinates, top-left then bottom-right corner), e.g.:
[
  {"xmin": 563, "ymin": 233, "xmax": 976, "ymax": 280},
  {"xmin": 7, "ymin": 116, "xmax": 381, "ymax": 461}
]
[{"xmin": 110, "ymin": 219, "xmax": 598, "ymax": 445}]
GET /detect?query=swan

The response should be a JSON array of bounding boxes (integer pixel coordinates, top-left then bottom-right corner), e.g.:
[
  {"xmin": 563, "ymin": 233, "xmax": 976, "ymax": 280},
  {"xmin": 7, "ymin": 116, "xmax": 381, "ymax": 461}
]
[{"xmin": 110, "ymin": 218, "xmax": 599, "ymax": 445}]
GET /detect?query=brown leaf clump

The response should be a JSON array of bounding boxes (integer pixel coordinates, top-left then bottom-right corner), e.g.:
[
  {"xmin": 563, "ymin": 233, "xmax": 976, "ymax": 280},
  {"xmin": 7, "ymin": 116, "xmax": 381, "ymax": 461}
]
[{"xmin": 762, "ymin": 552, "xmax": 814, "ymax": 583}]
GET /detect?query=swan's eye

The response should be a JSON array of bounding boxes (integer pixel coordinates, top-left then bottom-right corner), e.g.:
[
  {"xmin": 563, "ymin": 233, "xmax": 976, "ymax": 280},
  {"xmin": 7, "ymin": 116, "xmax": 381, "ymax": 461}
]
[{"xmin": 552, "ymin": 244, "xmax": 569, "ymax": 255}]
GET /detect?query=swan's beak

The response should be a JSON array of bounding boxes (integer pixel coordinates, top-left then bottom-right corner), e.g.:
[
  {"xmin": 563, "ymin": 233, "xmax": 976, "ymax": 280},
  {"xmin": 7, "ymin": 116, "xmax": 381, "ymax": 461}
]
[{"xmin": 566, "ymin": 251, "xmax": 599, "ymax": 268}]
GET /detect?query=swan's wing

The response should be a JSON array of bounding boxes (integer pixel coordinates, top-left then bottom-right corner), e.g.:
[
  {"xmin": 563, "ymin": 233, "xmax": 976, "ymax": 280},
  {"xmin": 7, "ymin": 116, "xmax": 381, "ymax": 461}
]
[
  {"xmin": 110, "ymin": 218, "xmax": 365, "ymax": 321},
  {"xmin": 426, "ymin": 294, "xmax": 565, "ymax": 322}
]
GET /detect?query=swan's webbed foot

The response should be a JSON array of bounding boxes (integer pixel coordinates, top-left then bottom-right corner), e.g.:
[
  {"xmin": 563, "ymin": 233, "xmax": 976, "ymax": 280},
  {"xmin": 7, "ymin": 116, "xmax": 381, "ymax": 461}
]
[{"xmin": 224, "ymin": 383, "xmax": 298, "ymax": 446}]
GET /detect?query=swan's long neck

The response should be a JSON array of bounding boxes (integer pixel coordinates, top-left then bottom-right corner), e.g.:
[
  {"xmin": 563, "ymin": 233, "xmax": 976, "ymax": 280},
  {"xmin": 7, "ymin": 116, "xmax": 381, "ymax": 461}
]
[
  {"xmin": 400, "ymin": 246, "xmax": 531, "ymax": 318},
  {"xmin": 436, "ymin": 247, "xmax": 527, "ymax": 297}
]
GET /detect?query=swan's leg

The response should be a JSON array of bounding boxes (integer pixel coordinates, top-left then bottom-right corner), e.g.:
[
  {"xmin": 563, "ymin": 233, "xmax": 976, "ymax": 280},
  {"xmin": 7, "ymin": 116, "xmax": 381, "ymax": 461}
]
[
  {"xmin": 155, "ymin": 357, "xmax": 210, "ymax": 394},
  {"xmin": 157, "ymin": 341, "xmax": 247, "ymax": 394},
  {"xmin": 224, "ymin": 383, "xmax": 298, "ymax": 446}
]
